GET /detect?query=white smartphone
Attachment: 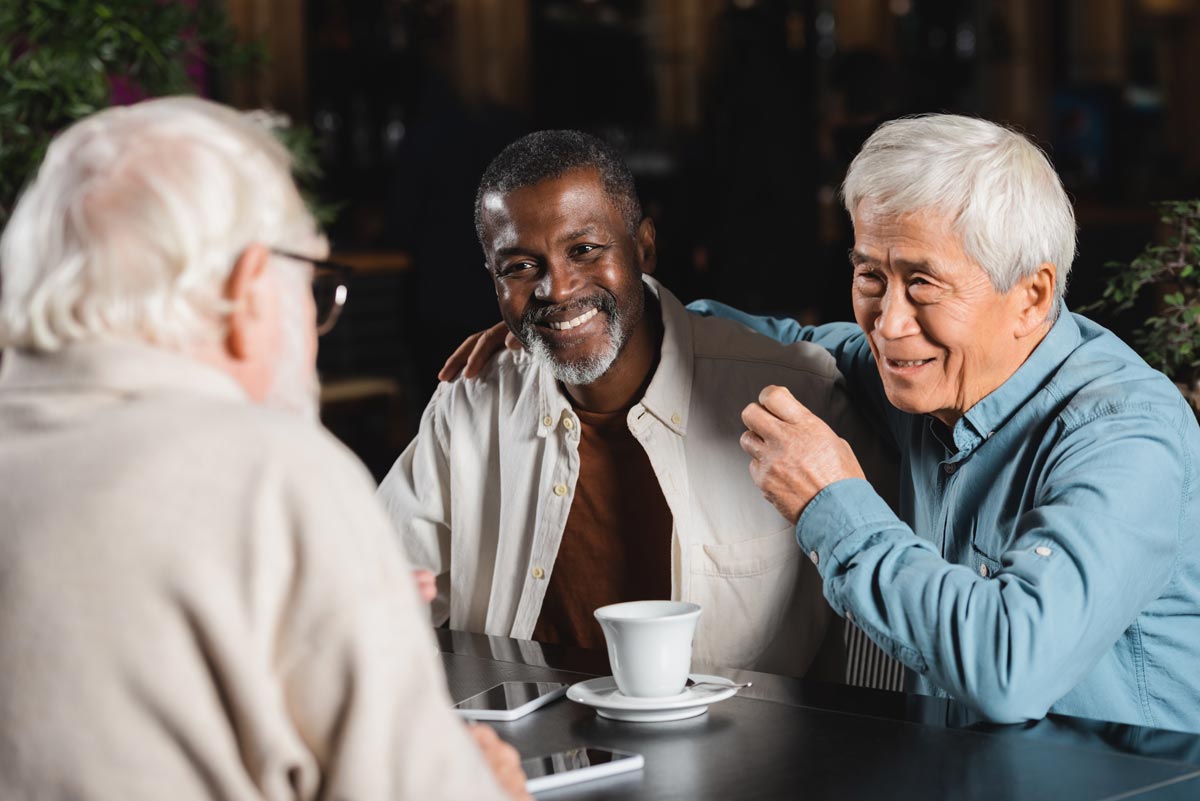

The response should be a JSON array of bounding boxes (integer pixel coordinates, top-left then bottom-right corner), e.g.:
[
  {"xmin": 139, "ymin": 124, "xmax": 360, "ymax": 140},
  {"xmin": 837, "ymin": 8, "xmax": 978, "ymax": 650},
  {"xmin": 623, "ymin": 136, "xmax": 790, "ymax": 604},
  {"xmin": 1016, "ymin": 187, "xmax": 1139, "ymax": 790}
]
[
  {"xmin": 523, "ymin": 747, "xmax": 644, "ymax": 794},
  {"xmin": 452, "ymin": 681, "xmax": 568, "ymax": 721}
]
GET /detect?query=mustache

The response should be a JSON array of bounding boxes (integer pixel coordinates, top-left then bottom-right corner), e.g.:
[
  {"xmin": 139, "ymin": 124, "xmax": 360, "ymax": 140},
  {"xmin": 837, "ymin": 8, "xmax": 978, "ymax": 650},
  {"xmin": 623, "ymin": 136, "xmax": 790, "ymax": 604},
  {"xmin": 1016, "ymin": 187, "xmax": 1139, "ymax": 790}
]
[{"xmin": 520, "ymin": 293, "xmax": 618, "ymax": 330}]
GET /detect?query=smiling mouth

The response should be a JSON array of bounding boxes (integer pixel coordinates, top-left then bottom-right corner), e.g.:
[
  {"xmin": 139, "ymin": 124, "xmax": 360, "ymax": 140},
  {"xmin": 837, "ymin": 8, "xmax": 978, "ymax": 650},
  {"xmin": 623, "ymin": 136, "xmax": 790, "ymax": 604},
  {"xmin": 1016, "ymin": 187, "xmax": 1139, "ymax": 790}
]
[
  {"xmin": 543, "ymin": 308, "xmax": 599, "ymax": 331},
  {"xmin": 883, "ymin": 357, "xmax": 936, "ymax": 371}
]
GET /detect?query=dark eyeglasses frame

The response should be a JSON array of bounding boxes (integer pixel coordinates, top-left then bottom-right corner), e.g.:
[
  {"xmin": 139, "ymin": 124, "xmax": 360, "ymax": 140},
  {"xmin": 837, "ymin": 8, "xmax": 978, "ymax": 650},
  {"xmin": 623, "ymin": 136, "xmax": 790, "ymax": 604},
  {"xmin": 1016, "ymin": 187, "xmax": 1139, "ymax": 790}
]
[{"xmin": 271, "ymin": 249, "xmax": 353, "ymax": 335}]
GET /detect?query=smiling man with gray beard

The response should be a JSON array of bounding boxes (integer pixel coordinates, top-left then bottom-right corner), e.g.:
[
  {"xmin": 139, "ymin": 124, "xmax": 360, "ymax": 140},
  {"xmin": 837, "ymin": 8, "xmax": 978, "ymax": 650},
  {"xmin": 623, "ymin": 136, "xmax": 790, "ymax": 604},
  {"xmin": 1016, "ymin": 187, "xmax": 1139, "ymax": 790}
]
[{"xmin": 378, "ymin": 130, "xmax": 897, "ymax": 681}]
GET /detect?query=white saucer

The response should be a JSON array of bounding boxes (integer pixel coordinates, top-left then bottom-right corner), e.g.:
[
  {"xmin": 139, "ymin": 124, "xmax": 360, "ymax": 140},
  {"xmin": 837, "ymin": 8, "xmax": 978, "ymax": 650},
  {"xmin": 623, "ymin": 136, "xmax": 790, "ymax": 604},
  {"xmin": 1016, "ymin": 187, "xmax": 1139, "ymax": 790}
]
[{"xmin": 566, "ymin": 673, "xmax": 741, "ymax": 722}]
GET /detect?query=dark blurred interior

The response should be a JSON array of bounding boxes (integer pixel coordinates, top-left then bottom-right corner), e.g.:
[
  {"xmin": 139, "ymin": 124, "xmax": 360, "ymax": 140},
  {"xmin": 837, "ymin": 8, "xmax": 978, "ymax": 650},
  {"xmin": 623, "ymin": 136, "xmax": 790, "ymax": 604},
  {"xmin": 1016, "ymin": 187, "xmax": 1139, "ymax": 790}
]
[{"xmin": 229, "ymin": 0, "xmax": 1200, "ymax": 476}]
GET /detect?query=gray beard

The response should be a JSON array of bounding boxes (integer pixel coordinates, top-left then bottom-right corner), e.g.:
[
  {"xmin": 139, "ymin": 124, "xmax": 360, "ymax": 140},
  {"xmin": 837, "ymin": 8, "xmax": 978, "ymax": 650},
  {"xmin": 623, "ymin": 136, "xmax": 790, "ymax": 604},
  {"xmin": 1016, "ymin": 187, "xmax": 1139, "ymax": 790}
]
[
  {"xmin": 266, "ymin": 351, "xmax": 320, "ymax": 422},
  {"xmin": 265, "ymin": 275, "xmax": 321, "ymax": 423},
  {"xmin": 523, "ymin": 307, "xmax": 627, "ymax": 387}
]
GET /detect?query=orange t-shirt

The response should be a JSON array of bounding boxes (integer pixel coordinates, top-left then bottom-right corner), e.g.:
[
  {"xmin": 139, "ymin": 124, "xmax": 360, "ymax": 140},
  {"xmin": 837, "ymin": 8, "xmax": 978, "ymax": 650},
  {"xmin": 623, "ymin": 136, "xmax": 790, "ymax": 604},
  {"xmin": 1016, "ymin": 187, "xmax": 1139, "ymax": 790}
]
[{"xmin": 531, "ymin": 405, "xmax": 674, "ymax": 650}]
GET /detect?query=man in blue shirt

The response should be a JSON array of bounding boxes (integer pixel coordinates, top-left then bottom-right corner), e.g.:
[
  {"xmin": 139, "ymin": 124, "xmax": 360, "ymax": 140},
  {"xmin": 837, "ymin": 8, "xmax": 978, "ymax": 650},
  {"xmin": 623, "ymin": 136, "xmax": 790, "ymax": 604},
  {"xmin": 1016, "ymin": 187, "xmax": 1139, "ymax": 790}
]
[{"xmin": 693, "ymin": 114, "xmax": 1200, "ymax": 732}]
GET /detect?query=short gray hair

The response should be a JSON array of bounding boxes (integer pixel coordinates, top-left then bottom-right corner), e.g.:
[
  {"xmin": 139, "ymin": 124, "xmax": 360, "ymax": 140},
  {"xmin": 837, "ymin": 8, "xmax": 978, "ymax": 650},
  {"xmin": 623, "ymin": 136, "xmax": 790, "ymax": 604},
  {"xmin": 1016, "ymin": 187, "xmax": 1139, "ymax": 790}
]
[
  {"xmin": 475, "ymin": 130, "xmax": 642, "ymax": 246},
  {"xmin": 842, "ymin": 114, "xmax": 1076, "ymax": 311},
  {"xmin": 0, "ymin": 96, "xmax": 318, "ymax": 352}
]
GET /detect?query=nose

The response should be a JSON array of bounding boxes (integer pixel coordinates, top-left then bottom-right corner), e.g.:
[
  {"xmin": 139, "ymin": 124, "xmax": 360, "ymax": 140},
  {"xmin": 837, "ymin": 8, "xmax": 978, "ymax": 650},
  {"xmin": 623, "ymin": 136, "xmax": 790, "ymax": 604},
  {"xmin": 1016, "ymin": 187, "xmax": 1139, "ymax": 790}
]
[
  {"xmin": 874, "ymin": 284, "xmax": 920, "ymax": 341},
  {"xmin": 534, "ymin": 258, "xmax": 582, "ymax": 306}
]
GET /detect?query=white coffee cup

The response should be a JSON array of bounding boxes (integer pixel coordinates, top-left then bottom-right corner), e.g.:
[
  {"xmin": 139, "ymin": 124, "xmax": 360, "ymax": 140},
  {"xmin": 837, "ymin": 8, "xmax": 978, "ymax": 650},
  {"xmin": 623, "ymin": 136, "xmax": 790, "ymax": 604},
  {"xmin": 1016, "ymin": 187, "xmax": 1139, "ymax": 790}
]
[{"xmin": 594, "ymin": 600, "xmax": 702, "ymax": 698}]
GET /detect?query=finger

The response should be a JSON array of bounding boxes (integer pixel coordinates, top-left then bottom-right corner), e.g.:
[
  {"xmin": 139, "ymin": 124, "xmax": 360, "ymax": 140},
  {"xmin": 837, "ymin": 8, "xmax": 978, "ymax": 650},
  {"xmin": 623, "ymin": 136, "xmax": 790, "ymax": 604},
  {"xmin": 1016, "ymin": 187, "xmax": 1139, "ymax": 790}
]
[
  {"xmin": 468, "ymin": 724, "xmax": 515, "ymax": 764},
  {"xmin": 468, "ymin": 725, "xmax": 530, "ymax": 800},
  {"xmin": 464, "ymin": 322, "xmax": 511, "ymax": 379},
  {"xmin": 739, "ymin": 429, "xmax": 766, "ymax": 460},
  {"xmin": 504, "ymin": 331, "xmax": 522, "ymax": 351},
  {"xmin": 500, "ymin": 761, "xmax": 532, "ymax": 801},
  {"xmin": 439, "ymin": 331, "xmax": 485, "ymax": 381},
  {"xmin": 757, "ymin": 385, "xmax": 809, "ymax": 424},
  {"xmin": 495, "ymin": 740, "xmax": 520, "ymax": 769},
  {"xmin": 741, "ymin": 401, "xmax": 783, "ymax": 436},
  {"xmin": 412, "ymin": 569, "xmax": 437, "ymax": 603},
  {"xmin": 468, "ymin": 723, "xmax": 498, "ymax": 744}
]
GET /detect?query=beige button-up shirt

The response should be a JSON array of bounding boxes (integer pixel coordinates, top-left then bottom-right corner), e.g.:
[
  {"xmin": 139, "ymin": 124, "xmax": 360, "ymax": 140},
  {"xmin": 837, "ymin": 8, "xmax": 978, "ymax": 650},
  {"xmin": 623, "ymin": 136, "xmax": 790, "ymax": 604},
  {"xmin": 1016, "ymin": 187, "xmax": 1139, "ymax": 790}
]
[{"xmin": 380, "ymin": 278, "xmax": 892, "ymax": 677}]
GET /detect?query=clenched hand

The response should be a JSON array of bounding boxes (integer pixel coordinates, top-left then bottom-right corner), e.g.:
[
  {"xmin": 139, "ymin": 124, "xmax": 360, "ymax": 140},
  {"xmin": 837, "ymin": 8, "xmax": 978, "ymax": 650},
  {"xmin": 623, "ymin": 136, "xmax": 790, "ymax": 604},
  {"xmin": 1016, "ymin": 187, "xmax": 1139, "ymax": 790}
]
[{"xmin": 740, "ymin": 385, "xmax": 866, "ymax": 525}]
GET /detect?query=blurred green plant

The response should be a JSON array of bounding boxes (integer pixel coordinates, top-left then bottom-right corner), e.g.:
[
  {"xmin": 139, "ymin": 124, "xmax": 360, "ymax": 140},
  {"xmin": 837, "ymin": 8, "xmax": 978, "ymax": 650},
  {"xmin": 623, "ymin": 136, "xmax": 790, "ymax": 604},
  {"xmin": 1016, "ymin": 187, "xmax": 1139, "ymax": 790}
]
[
  {"xmin": 0, "ymin": 0, "xmax": 332, "ymax": 230},
  {"xmin": 1083, "ymin": 200, "xmax": 1200, "ymax": 400}
]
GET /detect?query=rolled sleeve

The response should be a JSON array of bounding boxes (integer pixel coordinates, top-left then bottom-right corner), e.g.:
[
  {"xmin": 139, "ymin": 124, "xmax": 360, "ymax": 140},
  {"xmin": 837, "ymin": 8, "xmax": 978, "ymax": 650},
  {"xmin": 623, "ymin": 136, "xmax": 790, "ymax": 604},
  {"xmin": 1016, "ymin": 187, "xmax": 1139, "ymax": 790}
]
[
  {"xmin": 796, "ymin": 478, "xmax": 937, "ymax": 672},
  {"xmin": 378, "ymin": 382, "xmax": 455, "ymax": 625},
  {"xmin": 797, "ymin": 478, "xmax": 905, "ymax": 591}
]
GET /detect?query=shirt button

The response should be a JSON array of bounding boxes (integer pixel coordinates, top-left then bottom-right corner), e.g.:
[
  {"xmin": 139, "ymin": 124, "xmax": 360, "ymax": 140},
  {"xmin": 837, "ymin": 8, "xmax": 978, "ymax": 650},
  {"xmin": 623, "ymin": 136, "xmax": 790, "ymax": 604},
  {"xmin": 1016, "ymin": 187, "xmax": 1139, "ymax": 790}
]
[
  {"xmin": 809, "ymin": 550, "xmax": 819, "ymax": 566},
  {"xmin": 979, "ymin": 563, "xmax": 990, "ymax": 577},
  {"xmin": 531, "ymin": 566, "xmax": 545, "ymax": 579},
  {"xmin": 671, "ymin": 412, "xmax": 682, "ymax": 425},
  {"xmin": 542, "ymin": 415, "xmax": 553, "ymax": 427},
  {"xmin": 943, "ymin": 463, "xmax": 956, "ymax": 475},
  {"xmin": 1035, "ymin": 546, "xmax": 1052, "ymax": 557},
  {"xmin": 552, "ymin": 483, "xmax": 568, "ymax": 497},
  {"xmin": 563, "ymin": 417, "xmax": 575, "ymax": 430}
]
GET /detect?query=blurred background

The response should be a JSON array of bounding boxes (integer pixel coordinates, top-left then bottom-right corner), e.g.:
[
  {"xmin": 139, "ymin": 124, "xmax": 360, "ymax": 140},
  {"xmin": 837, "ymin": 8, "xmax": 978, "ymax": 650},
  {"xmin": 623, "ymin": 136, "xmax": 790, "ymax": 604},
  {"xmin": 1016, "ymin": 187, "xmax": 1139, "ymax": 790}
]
[{"xmin": 6, "ymin": 0, "xmax": 1200, "ymax": 473}]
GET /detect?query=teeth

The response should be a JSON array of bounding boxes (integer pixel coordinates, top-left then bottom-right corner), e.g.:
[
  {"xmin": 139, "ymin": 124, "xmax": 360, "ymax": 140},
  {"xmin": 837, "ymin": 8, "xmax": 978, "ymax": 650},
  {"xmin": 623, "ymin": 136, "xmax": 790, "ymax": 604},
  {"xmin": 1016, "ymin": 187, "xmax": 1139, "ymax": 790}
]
[
  {"xmin": 891, "ymin": 359, "xmax": 931, "ymax": 368},
  {"xmin": 547, "ymin": 308, "xmax": 599, "ymax": 330}
]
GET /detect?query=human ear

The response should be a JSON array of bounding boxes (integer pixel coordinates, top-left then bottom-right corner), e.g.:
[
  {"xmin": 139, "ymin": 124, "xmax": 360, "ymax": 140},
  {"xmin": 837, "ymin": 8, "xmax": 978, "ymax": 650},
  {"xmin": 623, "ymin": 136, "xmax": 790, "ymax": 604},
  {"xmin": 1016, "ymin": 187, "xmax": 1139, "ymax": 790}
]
[
  {"xmin": 636, "ymin": 217, "xmax": 657, "ymax": 275},
  {"xmin": 224, "ymin": 244, "xmax": 273, "ymax": 361},
  {"xmin": 1014, "ymin": 262, "xmax": 1057, "ymax": 337}
]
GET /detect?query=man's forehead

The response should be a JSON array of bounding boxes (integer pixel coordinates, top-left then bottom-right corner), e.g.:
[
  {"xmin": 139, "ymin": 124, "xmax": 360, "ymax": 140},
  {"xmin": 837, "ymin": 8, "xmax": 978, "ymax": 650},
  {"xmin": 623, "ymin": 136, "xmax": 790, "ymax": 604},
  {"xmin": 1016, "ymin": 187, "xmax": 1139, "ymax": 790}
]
[{"xmin": 480, "ymin": 175, "xmax": 621, "ymax": 242}]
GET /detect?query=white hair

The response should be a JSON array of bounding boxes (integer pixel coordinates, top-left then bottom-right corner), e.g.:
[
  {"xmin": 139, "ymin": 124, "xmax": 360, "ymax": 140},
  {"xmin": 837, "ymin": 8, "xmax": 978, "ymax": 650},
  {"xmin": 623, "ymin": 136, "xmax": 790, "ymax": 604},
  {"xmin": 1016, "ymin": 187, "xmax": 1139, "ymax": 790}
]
[
  {"xmin": 0, "ymin": 96, "xmax": 318, "ymax": 352},
  {"xmin": 842, "ymin": 114, "xmax": 1077, "ymax": 313}
]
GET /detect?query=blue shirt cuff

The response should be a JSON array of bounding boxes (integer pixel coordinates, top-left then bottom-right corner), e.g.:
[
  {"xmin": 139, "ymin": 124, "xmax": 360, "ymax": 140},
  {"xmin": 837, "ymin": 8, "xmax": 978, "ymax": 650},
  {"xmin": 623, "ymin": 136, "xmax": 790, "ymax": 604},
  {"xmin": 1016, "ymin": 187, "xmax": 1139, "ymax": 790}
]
[{"xmin": 796, "ymin": 477, "xmax": 901, "ymax": 584}]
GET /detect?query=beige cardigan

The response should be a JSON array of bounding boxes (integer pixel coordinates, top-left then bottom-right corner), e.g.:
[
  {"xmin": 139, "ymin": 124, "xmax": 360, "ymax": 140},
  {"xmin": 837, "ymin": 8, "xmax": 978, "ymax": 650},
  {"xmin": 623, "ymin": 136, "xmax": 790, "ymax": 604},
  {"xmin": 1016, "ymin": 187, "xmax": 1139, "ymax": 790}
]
[{"xmin": 0, "ymin": 341, "xmax": 508, "ymax": 801}]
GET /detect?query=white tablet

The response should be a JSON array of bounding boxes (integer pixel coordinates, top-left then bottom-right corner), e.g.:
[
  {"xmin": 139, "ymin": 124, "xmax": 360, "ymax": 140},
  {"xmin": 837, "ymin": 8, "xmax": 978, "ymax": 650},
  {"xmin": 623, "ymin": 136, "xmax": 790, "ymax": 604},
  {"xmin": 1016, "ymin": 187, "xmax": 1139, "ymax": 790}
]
[
  {"xmin": 523, "ymin": 747, "xmax": 644, "ymax": 794},
  {"xmin": 452, "ymin": 681, "xmax": 569, "ymax": 721}
]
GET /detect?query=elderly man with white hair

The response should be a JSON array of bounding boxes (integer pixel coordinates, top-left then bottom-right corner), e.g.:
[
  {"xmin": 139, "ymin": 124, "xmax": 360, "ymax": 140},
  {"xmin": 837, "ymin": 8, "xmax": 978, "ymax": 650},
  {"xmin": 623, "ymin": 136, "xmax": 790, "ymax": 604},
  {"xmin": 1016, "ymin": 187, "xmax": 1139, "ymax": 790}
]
[
  {"xmin": 0, "ymin": 97, "xmax": 527, "ymax": 800},
  {"xmin": 693, "ymin": 114, "xmax": 1200, "ymax": 732}
]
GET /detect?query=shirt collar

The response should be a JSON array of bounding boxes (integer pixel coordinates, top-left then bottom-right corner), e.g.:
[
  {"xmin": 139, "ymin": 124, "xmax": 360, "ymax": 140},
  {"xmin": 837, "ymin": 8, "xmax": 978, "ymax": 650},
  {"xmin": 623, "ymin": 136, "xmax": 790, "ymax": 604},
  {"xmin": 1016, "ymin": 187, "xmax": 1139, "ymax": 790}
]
[
  {"xmin": 954, "ymin": 305, "xmax": 1081, "ymax": 452},
  {"xmin": 535, "ymin": 275, "xmax": 693, "ymax": 437},
  {"xmin": 0, "ymin": 339, "xmax": 250, "ymax": 403},
  {"xmin": 638, "ymin": 277, "xmax": 693, "ymax": 436}
]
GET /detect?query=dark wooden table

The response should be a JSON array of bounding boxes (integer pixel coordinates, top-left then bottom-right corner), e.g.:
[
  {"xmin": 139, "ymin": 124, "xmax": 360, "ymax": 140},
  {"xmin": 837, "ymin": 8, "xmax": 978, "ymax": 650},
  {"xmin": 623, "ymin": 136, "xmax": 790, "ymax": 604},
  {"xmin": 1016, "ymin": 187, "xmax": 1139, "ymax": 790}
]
[{"xmin": 436, "ymin": 629, "xmax": 1200, "ymax": 800}]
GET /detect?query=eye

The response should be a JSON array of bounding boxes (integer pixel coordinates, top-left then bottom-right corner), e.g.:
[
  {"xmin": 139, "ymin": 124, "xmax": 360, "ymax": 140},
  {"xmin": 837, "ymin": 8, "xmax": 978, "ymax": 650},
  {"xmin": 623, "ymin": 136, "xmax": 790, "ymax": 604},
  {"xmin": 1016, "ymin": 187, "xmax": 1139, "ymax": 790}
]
[
  {"xmin": 908, "ymin": 276, "xmax": 942, "ymax": 303},
  {"xmin": 497, "ymin": 260, "xmax": 537, "ymax": 278},
  {"xmin": 570, "ymin": 243, "xmax": 605, "ymax": 258},
  {"xmin": 853, "ymin": 270, "xmax": 885, "ymax": 297}
]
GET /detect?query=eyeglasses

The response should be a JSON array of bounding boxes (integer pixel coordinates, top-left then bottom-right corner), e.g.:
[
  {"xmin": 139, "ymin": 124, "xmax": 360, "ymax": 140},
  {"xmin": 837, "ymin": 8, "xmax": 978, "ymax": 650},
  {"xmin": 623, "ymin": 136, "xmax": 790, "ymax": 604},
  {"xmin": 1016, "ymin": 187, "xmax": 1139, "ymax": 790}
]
[{"xmin": 271, "ymin": 249, "xmax": 352, "ymax": 335}]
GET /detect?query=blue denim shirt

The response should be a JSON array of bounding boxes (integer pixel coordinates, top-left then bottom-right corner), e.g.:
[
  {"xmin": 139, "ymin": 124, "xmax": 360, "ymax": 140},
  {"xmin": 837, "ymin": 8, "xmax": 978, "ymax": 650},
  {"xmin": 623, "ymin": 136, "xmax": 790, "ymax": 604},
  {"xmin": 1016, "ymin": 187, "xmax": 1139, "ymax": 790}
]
[{"xmin": 690, "ymin": 301, "xmax": 1200, "ymax": 733}]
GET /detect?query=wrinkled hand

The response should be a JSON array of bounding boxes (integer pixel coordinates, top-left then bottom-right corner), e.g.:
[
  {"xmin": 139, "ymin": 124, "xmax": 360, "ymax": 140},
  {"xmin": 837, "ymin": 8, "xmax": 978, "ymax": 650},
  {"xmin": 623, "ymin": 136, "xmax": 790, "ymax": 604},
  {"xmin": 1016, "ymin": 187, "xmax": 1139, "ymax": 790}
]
[
  {"xmin": 468, "ymin": 724, "xmax": 532, "ymax": 801},
  {"xmin": 740, "ymin": 385, "xmax": 865, "ymax": 525},
  {"xmin": 411, "ymin": 569, "xmax": 437, "ymax": 604},
  {"xmin": 438, "ymin": 322, "xmax": 523, "ymax": 381}
]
